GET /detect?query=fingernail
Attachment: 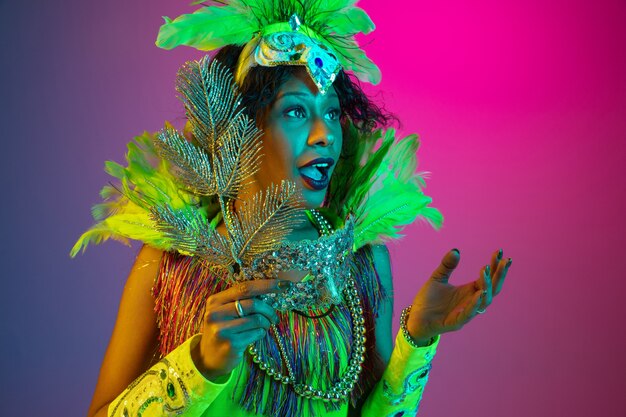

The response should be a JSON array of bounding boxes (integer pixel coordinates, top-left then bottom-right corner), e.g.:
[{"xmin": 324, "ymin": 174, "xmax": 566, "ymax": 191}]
[
  {"xmin": 497, "ymin": 249, "xmax": 503, "ymax": 260},
  {"xmin": 506, "ymin": 258, "xmax": 513, "ymax": 268},
  {"xmin": 451, "ymin": 248, "xmax": 460, "ymax": 255},
  {"xmin": 278, "ymin": 280, "xmax": 293, "ymax": 290},
  {"xmin": 485, "ymin": 265, "xmax": 490, "ymax": 275}
]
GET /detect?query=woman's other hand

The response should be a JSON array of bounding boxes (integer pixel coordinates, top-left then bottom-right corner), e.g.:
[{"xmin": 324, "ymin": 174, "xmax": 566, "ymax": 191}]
[
  {"xmin": 191, "ymin": 279, "xmax": 291, "ymax": 381},
  {"xmin": 406, "ymin": 249, "xmax": 512, "ymax": 345}
]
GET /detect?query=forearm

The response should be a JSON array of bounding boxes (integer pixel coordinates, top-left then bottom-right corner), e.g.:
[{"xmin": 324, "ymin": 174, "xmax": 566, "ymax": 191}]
[
  {"xmin": 107, "ymin": 334, "xmax": 232, "ymax": 417},
  {"xmin": 360, "ymin": 331, "xmax": 440, "ymax": 417}
]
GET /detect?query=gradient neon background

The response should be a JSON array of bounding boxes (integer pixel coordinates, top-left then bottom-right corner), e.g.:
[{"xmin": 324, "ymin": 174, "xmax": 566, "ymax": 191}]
[{"xmin": 1, "ymin": 1, "xmax": 625, "ymax": 416}]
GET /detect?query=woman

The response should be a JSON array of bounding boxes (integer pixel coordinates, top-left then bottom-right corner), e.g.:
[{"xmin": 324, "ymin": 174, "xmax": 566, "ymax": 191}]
[{"xmin": 74, "ymin": 2, "xmax": 512, "ymax": 416}]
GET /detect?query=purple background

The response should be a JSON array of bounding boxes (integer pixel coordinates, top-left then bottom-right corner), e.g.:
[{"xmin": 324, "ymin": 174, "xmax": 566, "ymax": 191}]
[{"xmin": 1, "ymin": 0, "xmax": 625, "ymax": 416}]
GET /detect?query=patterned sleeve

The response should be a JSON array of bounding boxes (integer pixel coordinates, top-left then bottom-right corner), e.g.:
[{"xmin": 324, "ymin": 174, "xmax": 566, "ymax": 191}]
[
  {"xmin": 361, "ymin": 331, "xmax": 440, "ymax": 417},
  {"xmin": 108, "ymin": 334, "xmax": 232, "ymax": 417}
]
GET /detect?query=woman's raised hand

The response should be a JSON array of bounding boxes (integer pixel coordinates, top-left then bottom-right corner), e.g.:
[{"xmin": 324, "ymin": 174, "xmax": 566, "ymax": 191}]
[
  {"xmin": 406, "ymin": 249, "xmax": 512, "ymax": 345},
  {"xmin": 191, "ymin": 279, "xmax": 291, "ymax": 380}
]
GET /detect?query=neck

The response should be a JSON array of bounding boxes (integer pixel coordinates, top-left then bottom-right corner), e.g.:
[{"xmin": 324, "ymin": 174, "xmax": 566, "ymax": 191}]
[{"xmin": 285, "ymin": 209, "xmax": 321, "ymax": 241}]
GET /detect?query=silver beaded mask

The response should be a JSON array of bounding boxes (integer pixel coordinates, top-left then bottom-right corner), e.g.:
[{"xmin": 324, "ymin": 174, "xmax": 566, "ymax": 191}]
[{"xmin": 239, "ymin": 217, "xmax": 355, "ymax": 311}]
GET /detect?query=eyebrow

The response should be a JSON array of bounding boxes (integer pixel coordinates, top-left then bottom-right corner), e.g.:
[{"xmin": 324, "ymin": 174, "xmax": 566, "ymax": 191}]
[{"xmin": 276, "ymin": 91, "xmax": 339, "ymax": 100}]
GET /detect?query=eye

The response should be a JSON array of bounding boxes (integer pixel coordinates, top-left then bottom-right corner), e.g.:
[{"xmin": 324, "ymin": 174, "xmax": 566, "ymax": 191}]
[
  {"xmin": 325, "ymin": 108, "xmax": 341, "ymax": 121},
  {"xmin": 285, "ymin": 106, "xmax": 307, "ymax": 119}
]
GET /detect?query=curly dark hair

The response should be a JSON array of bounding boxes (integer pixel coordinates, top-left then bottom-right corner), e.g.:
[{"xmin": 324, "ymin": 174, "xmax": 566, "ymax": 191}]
[{"xmin": 213, "ymin": 45, "xmax": 395, "ymax": 133}]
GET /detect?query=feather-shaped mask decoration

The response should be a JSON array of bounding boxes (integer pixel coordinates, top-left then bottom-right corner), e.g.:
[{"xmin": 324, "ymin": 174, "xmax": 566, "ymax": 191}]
[
  {"xmin": 149, "ymin": 57, "xmax": 304, "ymax": 269},
  {"xmin": 72, "ymin": 57, "xmax": 305, "ymax": 270}
]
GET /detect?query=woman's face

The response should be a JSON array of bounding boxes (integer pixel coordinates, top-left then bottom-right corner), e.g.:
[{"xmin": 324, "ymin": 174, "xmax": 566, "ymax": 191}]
[{"xmin": 257, "ymin": 70, "xmax": 343, "ymax": 209}]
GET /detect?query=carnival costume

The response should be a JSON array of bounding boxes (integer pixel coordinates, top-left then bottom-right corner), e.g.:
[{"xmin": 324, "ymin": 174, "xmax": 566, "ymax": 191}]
[{"xmin": 73, "ymin": 1, "xmax": 444, "ymax": 416}]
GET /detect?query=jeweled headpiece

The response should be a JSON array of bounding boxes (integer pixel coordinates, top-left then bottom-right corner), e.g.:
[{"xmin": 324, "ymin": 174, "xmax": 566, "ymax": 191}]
[{"xmin": 156, "ymin": 0, "xmax": 381, "ymax": 93}]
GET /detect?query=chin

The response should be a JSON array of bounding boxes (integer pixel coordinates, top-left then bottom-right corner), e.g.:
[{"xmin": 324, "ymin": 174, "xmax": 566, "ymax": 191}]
[{"xmin": 301, "ymin": 188, "xmax": 327, "ymax": 209}]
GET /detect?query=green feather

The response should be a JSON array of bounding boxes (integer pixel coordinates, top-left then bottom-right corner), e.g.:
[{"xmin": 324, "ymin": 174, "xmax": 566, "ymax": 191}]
[
  {"xmin": 155, "ymin": 1, "xmax": 381, "ymax": 84},
  {"xmin": 334, "ymin": 37, "xmax": 382, "ymax": 84},
  {"xmin": 329, "ymin": 122, "xmax": 443, "ymax": 250},
  {"xmin": 326, "ymin": 7, "xmax": 375, "ymax": 36},
  {"xmin": 104, "ymin": 161, "xmax": 125, "ymax": 179},
  {"xmin": 156, "ymin": 6, "xmax": 257, "ymax": 50},
  {"xmin": 70, "ymin": 209, "xmax": 171, "ymax": 258},
  {"xmin": 353, "ymin": 182, "xmax": 440, "ymax": 248},
  {"xmin": 71, "ymin": 224, "xmax": 131, "ymax": 258},
  {"xmin": 70, "ymin": 131, "xmax": 214, "ymax": 257}
]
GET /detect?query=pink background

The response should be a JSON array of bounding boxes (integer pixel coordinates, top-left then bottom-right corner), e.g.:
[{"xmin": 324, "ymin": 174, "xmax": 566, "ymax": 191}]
[{"xmin": 1, "ymin": 0, "xmax": 624, "ymax": 415}]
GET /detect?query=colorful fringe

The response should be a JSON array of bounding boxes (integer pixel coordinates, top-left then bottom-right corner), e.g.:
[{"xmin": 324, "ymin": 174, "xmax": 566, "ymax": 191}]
[
  {"xmin": 153, "ymin": 253, "xmax": 231, "ymax": 356},
  {"xmin": 152, "ymin": 246, "xmax": 385, "ymax": 417}
]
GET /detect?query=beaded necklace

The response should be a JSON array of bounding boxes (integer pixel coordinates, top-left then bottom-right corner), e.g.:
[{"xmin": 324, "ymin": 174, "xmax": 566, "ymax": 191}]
[{"xmin": 247, "ymin": 209, "xmax": 367, "ymax": 402}]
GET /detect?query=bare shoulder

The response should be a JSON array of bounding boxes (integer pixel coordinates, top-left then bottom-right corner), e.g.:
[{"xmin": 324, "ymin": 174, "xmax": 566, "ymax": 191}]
[
  {"xmin": 115, "ymin": 245, "xmax": 163, "ymax": 313},
  {"xmin": 136, "ymin": 244, "xmax": 164, "ymax": 263},
  {"xmin": 87, "ymin": 245, "xmax": 164, "ymax": 417},
  {"xmin": 133, "ymin": 244, "xmax": 164, "ymax": 279}
]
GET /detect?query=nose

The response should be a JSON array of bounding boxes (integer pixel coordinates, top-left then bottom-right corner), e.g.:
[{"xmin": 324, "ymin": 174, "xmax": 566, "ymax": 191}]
[{"xmin": 307, "ymin": 116, "xmax": 335, "ymax": 147}]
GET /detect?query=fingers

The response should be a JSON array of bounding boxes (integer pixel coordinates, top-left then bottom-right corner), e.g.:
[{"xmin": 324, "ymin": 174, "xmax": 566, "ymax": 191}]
[
  {"xmin": 442, "ymin": 249, "xmax": 512, "ymax": 332},
  {"xmin": 478, "ymin": 265, "xmax": 493, "ymax": 310},
  {"xmin": 492, "ymin": 252, "xmax": 512, "ymax": 296},
  {"xmin": 484, "ymin": 248, "xmax": 513, "ymax": 297},
  {"xmin": 211, "ymin": 324, "xmax": 270, "ymax": 353},
  {"xmin": 207, "ymin": 315, "xmax": 274, "ymax": 350},
  {"xmin": 475, "ymin": 249, "xmax": 512, "ymax": 313},
  {"xmin": 208, "ymin": 279, "xmax": 292, "ymax": 306},
  {"xmin": 207, "ymin": 298, "xmax": 279, "ymax": 324},
  {"xmin": 454, "ymin": 289, "xmax": 485, "ymax": 328},
  {"xmin": 478, "ymin": 249, "xmax": 512, "ymax": 310},
  {"xmin": 490, "ymin": 249, "xmax": 502, "ymax": 280},
  {"xmin": 196, "ymin": 281, "xmax": 289, "ymax": 376},
  {"xmin": 431, "ymin": 249, "xmax": 461, "ymax": 283},
  {"xmin": 231, "ymin": 328, "xmax": 270, "ymax": 349},
  {"xmin": 219, "ymin": 315, "xmax": 273, "ymax": 335}
]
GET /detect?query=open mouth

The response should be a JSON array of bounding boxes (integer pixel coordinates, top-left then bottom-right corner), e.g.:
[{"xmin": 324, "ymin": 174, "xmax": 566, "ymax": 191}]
[{"xmin": 298, "ymin": 158, "xmax": 335, "ymax": 191}]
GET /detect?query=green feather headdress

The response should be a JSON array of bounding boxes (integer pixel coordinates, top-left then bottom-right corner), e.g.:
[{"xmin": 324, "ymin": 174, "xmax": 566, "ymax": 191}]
[{"xmin": 156, "ymin": 0, "xmax": 381, "ymax": 92}]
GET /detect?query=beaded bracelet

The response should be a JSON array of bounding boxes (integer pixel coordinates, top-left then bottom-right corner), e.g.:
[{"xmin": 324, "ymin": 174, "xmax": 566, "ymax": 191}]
[{"xmin": 400, "ymin": 306, "xmax": 436, "ymax": 348}]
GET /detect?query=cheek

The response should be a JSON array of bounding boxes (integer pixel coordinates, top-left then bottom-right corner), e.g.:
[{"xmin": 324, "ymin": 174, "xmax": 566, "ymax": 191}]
[
  {"xmin": 262, "ymin": 131, "xmax": 297, "ymax": 173},
  {"xmin": 273, "ymin": 124, "xmax": 306, "ymax": 160},
  {"xmin": 334, "ymin": 129, "xmax": 344, "ymax": 156}
]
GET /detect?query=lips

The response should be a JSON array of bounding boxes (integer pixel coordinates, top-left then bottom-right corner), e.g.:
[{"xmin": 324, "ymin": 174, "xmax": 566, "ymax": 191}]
[{"xmin": 298, "ymin": 157, "xmax": 335, "ymax": 191}]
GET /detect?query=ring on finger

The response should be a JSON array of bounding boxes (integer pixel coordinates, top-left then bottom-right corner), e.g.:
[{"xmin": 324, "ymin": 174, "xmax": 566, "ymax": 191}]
[
  {"xmin": 235, "ymin": 299, "xmax": 245, "ymax": 318},
  {"xmin": 477, "ymin": 307, "xmax": 486, "ymax": 314}
]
